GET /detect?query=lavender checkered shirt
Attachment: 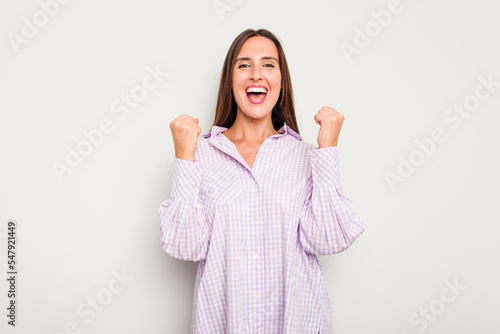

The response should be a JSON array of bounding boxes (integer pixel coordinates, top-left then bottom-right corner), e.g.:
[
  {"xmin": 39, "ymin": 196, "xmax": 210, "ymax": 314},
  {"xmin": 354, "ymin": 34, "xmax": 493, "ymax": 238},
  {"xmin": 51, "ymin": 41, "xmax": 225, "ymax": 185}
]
[{"xmin": 158, "ymin": 122, "xmax": 365, "ymax": 334}]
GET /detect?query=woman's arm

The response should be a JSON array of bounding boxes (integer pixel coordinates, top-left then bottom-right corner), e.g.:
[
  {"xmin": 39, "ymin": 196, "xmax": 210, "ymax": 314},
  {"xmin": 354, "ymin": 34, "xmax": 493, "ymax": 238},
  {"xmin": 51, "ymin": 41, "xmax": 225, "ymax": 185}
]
[
  {"xmin": 158, "ymin": 157, "xmax": 210, "ymax": 261},
  {"xmin": 298, "ymin": 146, "xmax": 365, "ymax": 255}
]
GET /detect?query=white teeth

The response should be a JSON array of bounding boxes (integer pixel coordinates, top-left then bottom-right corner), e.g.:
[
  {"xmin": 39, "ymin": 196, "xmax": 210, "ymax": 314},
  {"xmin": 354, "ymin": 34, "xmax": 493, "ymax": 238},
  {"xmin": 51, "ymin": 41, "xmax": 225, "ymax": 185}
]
[{"xmin": 246, "ymin": 87, "xmax": 267, "ymax": 93}]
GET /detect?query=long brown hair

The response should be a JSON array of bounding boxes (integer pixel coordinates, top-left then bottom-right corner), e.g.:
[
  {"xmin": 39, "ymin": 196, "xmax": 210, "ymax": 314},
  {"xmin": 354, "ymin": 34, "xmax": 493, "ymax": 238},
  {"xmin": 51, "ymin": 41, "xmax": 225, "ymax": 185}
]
[{"xmin": 213, "ymin": 28, "xmax": 300, "ymax": 134}]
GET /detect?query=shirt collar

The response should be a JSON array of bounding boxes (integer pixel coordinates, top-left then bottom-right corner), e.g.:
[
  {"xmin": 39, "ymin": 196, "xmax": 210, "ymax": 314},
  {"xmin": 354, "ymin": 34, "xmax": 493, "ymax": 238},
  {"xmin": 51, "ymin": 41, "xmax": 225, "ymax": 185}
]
[{"xmin": 201, "ymin": 122, "xmax": 302, "ymax": 140}]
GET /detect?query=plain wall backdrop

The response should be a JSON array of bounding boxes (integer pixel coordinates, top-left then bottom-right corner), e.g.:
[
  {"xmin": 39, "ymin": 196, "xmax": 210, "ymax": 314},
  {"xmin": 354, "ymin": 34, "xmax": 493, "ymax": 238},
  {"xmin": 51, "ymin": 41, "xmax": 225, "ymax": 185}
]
[{"xmin": 1, "ymin": 0, "xmax": 499, "ymax": 333}]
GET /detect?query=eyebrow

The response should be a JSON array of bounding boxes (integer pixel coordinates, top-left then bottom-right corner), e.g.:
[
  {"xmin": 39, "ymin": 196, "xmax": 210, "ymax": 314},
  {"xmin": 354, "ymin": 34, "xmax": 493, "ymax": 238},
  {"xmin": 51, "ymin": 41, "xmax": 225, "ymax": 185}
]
[{"xmin": 236, "ymin": 56, "xmax": 278, "ymax": 62}]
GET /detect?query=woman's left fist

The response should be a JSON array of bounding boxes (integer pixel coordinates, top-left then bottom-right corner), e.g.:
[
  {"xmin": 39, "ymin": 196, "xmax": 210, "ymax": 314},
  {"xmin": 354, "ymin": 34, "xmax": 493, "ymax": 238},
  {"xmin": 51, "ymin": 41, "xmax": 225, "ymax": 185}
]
[{"xmin": 314, "ymin": 106, "xmax": 345, "ymax": 148}]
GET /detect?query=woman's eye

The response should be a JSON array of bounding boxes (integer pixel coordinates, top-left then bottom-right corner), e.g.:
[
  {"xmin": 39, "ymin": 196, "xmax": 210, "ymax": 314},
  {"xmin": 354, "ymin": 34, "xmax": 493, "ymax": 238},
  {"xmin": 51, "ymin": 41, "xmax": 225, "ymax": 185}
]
[
  {"xmin": 238, "ymin": 64, "xmax": 250, "ymax": 68},
  {"xmin": 264, "ymin": 63, "xmax": 275, "ymax": 68}
]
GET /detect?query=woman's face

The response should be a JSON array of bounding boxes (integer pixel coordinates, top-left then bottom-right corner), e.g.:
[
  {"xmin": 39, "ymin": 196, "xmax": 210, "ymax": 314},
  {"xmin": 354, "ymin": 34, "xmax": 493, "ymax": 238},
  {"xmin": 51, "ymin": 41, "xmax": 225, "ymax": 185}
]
[{"xmin": 232, "ymin": 36, "xmax": 281, "ymax": 122}]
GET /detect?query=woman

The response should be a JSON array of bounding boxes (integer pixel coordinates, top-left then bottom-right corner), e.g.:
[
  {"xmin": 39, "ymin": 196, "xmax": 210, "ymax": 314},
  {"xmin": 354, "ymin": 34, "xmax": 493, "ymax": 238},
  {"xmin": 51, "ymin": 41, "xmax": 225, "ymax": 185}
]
[{"xmin": 159, "ymin": 28, "xmax": 365, "ymax": 334}]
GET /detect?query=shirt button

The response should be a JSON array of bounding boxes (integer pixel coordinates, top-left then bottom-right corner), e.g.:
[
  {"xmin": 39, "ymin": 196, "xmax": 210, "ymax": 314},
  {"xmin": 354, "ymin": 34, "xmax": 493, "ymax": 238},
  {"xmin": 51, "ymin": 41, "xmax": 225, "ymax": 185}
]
[
  {"xmin": 264, "ymin": 148, "xmax": 269, "ymax": 153},
  {"xmin": 253, "ymin": 216, "xmax": 257, "ymax": 221},
  {"xmin": 254, "ymin": 254, "xmax": 259, "ymax": 259},
  {"xmin": 313, "ymin": 157, "xmax": 318, "ymax": 162},
  {"xmin": 193, "ymin": 186, "xmax": 198, "ymax": 191},
  {"xmin": 196, "ymin": 169, "xmax": 200, "ymax": 174},
  {"xmin": 254, "ymin": 293, "xmax": 260, "ymax": 298}
]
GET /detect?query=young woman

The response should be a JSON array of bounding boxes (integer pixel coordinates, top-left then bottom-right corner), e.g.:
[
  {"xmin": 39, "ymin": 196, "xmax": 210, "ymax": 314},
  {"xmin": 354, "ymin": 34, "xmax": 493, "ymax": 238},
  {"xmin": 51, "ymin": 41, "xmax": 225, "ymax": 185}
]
[{"xmin": 159, "ymin": 28, "xmax": 365, "ymax": 334}]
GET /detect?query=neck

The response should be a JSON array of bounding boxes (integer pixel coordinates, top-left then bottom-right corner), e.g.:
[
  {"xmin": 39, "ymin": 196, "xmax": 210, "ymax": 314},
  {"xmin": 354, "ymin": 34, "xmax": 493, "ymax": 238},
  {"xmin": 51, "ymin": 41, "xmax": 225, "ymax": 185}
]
[{"xmin": 224, "ymin": 110, "xmax": 279, "ymax": 142}]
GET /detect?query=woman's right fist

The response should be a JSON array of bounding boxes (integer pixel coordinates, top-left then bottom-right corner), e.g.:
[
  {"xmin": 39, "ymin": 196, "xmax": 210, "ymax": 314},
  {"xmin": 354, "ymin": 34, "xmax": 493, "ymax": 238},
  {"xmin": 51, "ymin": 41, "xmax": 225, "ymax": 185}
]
[{"xmin": 169, "ymin": 114, "xmax": 201, "ymax": 161}]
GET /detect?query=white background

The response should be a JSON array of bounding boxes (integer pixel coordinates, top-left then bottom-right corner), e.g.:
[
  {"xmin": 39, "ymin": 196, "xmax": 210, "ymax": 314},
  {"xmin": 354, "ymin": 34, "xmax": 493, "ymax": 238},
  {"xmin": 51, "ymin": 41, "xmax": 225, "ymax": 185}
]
[{"xmin": 1, "ymin": 0, "xmax": 499, "ymax": 333}]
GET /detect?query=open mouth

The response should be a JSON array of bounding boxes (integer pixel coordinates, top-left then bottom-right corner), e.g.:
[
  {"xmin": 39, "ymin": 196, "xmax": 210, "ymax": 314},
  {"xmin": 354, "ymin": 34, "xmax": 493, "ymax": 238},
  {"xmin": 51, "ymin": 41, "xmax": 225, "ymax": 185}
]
[{"xmin": 245, "ymin": 86, "xmax": 268, "ymax": 104}]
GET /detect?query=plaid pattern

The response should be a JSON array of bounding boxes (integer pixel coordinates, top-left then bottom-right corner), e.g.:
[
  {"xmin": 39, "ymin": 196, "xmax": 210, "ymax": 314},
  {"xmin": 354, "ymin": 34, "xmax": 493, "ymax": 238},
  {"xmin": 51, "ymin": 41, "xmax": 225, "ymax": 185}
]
[{"xmin": 159, "ymin": 122, "xmax": 365, "ymax": 334}]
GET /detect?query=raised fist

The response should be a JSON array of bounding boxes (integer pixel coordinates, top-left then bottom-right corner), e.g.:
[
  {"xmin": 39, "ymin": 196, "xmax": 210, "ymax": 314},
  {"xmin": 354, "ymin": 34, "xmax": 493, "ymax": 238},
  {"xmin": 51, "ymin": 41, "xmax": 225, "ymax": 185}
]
[{"xmin": 169, "ymin": 114, "xmax": 201, "ymax": 161}]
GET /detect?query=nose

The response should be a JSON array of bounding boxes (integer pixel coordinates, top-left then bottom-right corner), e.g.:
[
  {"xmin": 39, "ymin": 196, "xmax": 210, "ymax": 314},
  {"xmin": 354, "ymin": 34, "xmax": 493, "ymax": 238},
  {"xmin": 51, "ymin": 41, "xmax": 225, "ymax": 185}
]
[{"xmin": 250, "ymin": 65, "xmax": 263, "ymax": 81}]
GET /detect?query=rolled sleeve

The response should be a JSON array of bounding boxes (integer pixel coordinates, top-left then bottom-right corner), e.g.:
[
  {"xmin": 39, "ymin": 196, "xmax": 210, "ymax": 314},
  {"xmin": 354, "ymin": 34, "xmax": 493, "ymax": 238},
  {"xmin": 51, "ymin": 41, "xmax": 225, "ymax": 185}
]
[
  {"xmin": 309, "ymin": 146, "xmax": 341, "ymax": 189},
  {"xmin": 158, "ymin": 157, "xmax": 209, "ymax": 261},
  {"xmin": 299, "ymin": 145, "xmax": 365, "ymax": 255},
  {"xmin": 170, "ymin": 158, "xmax": 203, "ymax": 202}
]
